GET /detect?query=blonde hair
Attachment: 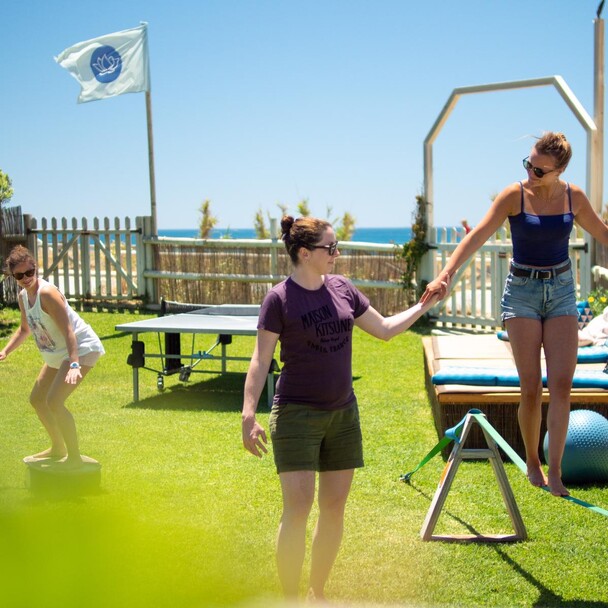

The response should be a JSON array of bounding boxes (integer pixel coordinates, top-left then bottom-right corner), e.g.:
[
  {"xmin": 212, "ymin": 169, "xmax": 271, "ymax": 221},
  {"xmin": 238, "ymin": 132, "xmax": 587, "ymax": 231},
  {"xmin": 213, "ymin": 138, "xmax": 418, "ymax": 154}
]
[
  {"xmin": 280, "ymin": 216, "xmax": 331, "ymax": 264},
  {"xmin": 535, "ymin": 131, "xmax": 572, "ymax": 170}
]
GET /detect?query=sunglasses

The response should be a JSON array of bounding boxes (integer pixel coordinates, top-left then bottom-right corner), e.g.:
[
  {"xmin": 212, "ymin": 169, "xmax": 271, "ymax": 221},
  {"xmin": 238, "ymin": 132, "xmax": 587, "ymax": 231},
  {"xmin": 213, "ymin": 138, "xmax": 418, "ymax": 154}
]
[
  {"xmin": 309, "ymin": 241, "xmax": 339, "ymax": 256},
  {"xmin": 13, "ymin": 268, "xmax": 36, "ymax": 280},
  {"xmin": 522, "ymin": 157, "xmax": 557, "ymax": 178}
]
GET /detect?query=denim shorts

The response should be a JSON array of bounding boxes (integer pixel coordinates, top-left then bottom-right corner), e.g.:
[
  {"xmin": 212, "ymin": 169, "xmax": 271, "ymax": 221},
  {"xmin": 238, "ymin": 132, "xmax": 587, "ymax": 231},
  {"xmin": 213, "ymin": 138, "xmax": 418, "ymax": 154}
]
[
  {"xmin": 269, "ymin": 399, "xmax": 364, "ymax": 473},
  {"xmin": 501, "ymin": 259, "xmax": 578, "ymax": 323}
]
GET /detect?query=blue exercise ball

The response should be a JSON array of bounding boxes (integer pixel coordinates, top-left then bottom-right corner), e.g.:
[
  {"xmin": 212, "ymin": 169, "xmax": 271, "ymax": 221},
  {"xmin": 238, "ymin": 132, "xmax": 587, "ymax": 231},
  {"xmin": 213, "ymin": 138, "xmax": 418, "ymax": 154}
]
[{"xmin": 543, "ymin": 409, "xmax": 608, "ymax": 483}]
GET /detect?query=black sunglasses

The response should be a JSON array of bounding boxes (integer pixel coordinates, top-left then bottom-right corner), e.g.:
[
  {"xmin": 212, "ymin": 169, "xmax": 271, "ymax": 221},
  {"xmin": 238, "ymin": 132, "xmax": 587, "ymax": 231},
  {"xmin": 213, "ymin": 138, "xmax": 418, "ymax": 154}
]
[
  {"xmin": 309, "ymin": 241, "xmax": 339, "ymax": 256},
  {"xmin": 522, "ymin": 157, "xmax": 557, "ymax": 178},
  {"xmin": 13, "ymin": 268, "xmax": 36, "ymax": 280}
]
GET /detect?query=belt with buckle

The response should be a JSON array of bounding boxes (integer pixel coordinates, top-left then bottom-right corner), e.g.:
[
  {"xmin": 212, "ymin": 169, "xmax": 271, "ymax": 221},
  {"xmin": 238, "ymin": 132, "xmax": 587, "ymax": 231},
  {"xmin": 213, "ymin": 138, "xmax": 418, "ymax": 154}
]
[{"xmin": 510, "ymin": 261, "xmax": 571, "ymax": 280}]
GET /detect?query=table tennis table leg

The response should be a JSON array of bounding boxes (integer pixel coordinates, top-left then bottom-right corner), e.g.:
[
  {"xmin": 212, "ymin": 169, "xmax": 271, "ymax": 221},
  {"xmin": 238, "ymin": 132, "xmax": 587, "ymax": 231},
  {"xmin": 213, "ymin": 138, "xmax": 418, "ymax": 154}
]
[{"xmin": 132, "ymin": 333, "xmax": 140, "ymax": 402}]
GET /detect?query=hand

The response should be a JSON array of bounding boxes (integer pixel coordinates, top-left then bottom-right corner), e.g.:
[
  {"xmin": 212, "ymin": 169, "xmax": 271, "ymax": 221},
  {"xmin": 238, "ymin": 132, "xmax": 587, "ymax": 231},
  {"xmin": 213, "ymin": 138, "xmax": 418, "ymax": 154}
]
[
  {"xmin": 242, "ymin": 415, "xmax": 268, "ymax": 458},
  {"xmin": 420, "ymin": 292, "xmax": 440, "ymax": 309},
  {"xmin": 65, "ymin": 367, "xmax": 82, "ymax": 385},
  {"xmin": 0, "ymin": 351, "xmax": 6, "ymax": 362},
  {"xmin": 421, "ymin": 274, "xmax": 451, "ymax": 304}
]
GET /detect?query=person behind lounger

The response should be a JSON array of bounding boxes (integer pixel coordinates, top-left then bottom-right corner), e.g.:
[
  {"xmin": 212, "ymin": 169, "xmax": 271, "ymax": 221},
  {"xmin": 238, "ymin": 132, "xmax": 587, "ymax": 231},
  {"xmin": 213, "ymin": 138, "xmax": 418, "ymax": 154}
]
[
  {"xmin": 241, "ymin": 215, "xmax": 438, "ymax": 602},
  {"xmin": 0, "ymin": 245, "xmax": 105, "ymax": 467},
  {"xmin": 421, "ymin": 131, "xmax": 608, "ymax": 497}
]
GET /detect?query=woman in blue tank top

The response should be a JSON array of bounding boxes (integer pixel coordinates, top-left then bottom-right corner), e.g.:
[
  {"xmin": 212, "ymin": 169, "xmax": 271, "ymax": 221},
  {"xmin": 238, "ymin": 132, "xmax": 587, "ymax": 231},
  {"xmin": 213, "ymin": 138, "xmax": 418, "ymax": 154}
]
[{"xmin": 422, "ymin": 132, "xmax": 608, "ymax": 497}]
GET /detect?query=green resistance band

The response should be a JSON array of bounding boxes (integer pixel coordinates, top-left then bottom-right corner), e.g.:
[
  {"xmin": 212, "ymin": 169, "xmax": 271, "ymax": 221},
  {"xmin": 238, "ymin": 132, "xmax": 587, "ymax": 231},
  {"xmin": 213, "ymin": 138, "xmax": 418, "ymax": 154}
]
[{"xmin": 401, "ymin": 408, "xmax": 608, "ymax": 518}]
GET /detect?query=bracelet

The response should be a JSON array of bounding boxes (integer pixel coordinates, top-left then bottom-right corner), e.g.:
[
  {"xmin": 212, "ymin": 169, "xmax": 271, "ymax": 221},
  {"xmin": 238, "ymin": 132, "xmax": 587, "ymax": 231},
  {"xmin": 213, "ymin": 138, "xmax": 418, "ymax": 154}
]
[{"xmin": 69, "ymin": 362, "xmax": 81, "ymax": 369}]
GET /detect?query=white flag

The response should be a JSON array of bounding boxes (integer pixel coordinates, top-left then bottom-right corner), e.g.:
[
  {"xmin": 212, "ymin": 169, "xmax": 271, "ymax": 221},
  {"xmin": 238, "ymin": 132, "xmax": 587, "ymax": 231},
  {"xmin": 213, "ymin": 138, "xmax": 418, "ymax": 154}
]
[{"xmin": 55, "ymin": 23, "xmax": 150, "ymax": 104}]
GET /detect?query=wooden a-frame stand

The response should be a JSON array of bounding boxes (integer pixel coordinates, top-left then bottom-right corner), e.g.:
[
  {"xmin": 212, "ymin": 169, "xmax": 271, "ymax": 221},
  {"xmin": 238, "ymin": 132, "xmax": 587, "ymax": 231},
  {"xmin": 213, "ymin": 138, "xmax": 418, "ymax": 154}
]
[{"xmin": 421, "ymin": 412, "xmax": 527, "ymax": 542}]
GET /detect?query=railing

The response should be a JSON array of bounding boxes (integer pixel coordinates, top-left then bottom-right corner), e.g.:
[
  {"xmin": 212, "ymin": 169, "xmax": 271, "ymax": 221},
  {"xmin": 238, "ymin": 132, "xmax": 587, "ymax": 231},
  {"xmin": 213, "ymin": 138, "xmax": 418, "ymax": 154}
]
[
  {"xmin": 144, "ymin": 235, "xmax": 409, "ymax": 314},
  {"xmin": 0, "ymin": 212, "xmax": 409, "ymax": 314}
]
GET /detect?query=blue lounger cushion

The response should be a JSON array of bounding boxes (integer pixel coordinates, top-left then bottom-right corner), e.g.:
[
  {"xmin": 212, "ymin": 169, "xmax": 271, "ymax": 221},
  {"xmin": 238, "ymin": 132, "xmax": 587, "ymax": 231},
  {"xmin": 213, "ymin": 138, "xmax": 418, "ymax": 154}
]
[
  {"xmin": 577, "ymin": 345, "xmax": 608, "ymax": 363},
  {"xmin": 431, "ymin": 366, "xmax": 608, "ymax": 389},
  {"xmin": 432, "ymin": 367, "xmax": 520, "ymax": 387}
]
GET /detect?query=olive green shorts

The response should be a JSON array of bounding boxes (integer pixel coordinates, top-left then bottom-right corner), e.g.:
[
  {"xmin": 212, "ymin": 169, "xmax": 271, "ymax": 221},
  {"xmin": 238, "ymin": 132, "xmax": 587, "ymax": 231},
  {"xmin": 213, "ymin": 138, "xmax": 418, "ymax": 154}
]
[{"xmin": 269, "ymin": 400, "xmax": 364, "ymax": 473}]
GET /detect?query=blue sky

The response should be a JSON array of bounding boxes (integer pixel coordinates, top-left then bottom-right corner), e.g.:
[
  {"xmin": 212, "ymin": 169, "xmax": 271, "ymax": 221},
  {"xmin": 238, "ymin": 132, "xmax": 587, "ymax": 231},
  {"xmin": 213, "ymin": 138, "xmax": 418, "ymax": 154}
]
[{"xmin": 1, "ymin": 0, "xmax": 605, "ymax": 230}]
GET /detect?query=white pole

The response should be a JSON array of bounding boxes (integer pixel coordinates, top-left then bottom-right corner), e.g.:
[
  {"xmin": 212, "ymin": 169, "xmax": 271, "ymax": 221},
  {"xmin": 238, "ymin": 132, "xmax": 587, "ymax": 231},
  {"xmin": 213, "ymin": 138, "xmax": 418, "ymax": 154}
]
[
  {"xmin": 593, "ymin": 15, "xmax": 604, "ymax": 217},
  {"xmin": 145, "ymin": 90, "xmax": 158, "ymax": 236}
]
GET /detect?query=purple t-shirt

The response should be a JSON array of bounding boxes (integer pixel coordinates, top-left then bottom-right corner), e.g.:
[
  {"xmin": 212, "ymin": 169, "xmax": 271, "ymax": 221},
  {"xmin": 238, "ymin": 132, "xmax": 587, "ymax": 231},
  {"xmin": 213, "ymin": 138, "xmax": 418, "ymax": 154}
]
[{"xmin": 258, "ymin": 274, "xmax": 370, "ymax": 410}]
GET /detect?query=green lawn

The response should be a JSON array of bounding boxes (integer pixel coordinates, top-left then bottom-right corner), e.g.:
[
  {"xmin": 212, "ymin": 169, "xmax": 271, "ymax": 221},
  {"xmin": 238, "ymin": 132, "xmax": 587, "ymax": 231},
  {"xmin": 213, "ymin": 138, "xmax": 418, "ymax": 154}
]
[{"xmin": 0, "ymin": 306, "xmax": 607, "ymax": 607}]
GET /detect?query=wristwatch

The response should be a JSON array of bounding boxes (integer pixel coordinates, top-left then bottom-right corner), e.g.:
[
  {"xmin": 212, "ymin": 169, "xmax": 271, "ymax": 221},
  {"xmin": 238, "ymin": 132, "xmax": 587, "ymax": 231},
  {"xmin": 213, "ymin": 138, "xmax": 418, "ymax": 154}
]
[{"xmin": 70, "ymin": 362, "xmax": 81, "ymax": 369}]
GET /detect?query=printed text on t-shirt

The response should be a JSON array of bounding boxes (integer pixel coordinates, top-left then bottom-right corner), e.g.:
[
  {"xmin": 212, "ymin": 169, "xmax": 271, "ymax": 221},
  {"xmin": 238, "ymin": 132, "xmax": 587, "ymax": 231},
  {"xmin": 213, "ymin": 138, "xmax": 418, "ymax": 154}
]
[{"xmin": 301, "ymin": 304, "xmax": 353, "ymax": 343}]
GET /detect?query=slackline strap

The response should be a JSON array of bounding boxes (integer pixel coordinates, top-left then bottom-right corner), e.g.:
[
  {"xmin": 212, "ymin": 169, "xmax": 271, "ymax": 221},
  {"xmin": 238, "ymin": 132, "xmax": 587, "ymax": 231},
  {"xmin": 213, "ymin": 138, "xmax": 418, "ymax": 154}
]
[{"xmin": 401, "ymin": 409, "xmax": 608, "ymax": 518}]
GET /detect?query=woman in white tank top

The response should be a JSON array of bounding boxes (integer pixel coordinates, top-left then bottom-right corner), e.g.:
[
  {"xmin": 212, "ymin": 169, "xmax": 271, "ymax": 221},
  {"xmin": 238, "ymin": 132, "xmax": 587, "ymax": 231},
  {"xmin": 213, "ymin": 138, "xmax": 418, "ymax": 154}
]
[{"xmin": 0, "ymin": 245, "xmax": 104, "ymax": 467}]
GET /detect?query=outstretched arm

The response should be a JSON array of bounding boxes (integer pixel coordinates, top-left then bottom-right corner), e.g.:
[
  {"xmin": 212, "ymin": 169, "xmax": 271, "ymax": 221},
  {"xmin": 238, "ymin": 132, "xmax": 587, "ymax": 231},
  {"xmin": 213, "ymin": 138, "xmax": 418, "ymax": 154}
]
[
  {"xmin": 420, "ymin": 184, "xmax": 516, "ymax": 304},
  {"xmin": 355, "ymin": 294, "xmax": 438, "ymax": 341}
]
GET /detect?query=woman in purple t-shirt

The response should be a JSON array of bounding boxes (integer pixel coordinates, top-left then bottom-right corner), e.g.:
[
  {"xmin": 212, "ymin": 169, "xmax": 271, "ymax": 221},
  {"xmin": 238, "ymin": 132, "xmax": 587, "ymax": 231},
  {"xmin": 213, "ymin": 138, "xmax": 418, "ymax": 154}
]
[{"xmin": 242, "ymin": 215, "xmax": 437, "ymax": 602}]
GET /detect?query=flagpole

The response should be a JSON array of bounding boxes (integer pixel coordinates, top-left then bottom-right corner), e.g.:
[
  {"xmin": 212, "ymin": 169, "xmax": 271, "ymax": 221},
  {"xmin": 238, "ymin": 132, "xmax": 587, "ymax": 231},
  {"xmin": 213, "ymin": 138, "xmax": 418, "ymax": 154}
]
[{"xmin": 145, "ymin": 90, "xmax": 158, "ymax": 236}]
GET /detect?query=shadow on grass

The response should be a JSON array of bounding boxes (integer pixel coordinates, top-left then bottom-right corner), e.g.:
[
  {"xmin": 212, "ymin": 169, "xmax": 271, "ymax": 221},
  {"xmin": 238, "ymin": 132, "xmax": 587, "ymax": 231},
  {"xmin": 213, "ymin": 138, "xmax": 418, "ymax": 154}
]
[
  {"xmin": 99, "ymin": 330, "xmax": 136, "ymax": 341},
  {"xmin": 405, "ymin": 479, "xmax": 608, "ymax": 607},
  {"xmin": 123, "ymin": 372, "xmax": 363, "ymax": 413},
  {"xmin": 0, "ymin": 317, "xmax": 17, "ymax": 338},
  {"xmin": 123, "ymin": 373, "xmax": 255, "ymax": 413}
]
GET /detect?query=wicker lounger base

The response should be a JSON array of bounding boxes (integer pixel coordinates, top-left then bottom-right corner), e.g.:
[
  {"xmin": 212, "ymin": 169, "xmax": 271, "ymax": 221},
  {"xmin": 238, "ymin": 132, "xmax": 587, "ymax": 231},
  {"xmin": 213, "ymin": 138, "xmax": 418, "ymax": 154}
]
[{"xmin": 423, "ymin": 337, "xmax": 608, "ymax": 460}]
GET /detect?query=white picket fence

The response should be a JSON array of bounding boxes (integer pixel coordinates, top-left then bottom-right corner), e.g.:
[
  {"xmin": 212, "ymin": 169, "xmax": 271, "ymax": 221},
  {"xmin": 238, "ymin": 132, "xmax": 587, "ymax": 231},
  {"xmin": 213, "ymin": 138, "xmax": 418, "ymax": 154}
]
[
  {"xmin": 7, "ymin": 214, "xmax": 408, "ymax": 311},
  {"xmin": 1, "ymin": 212, "xmax": 593, "ymax": 328},
  {"xmin": 27, "ymin": 215, "xmax": 144, "ymax": 302}
]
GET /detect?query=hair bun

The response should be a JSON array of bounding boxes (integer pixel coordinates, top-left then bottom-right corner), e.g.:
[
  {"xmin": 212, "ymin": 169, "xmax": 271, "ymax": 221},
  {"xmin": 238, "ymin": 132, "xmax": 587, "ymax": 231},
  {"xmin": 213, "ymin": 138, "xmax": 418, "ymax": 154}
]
[{"xmin": 280, "ymin": 215, "xmax": 295, "ymax": 239}]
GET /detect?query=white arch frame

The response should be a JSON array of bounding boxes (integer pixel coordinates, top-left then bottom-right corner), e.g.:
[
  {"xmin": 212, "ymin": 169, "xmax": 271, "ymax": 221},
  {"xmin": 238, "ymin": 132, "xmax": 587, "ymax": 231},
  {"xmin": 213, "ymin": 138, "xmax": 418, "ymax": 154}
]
[
  {"xmin": 423, "ymin": 75, "xmax": 598, "ymax": 228},
  {"xmin": 420, "ymin": 72, "xmax": 603, "ymax": 288}
]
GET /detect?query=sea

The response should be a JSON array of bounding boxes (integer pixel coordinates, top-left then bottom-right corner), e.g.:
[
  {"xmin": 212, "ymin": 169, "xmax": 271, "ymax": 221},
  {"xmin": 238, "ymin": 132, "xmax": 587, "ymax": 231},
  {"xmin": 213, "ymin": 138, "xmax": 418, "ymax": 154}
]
[{"xmin": 159, "ymin": 226, "xmax": 413, "ymax": 244}]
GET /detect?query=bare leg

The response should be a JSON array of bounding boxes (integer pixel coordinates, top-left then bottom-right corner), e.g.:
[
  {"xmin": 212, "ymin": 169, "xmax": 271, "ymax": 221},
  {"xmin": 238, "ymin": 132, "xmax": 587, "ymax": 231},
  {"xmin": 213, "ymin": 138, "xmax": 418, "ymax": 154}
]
[
  {"xmin": 308, "ymin": 468, "xmax": 354, "ymax": 602},
  {"xmin": 542, "ymin": 316, "xmax": 578, "ymax": 496},
  {"xmin": 49, "ymin": 361, "xmax": 94, "ymax": 466},
  {"xmin": 276, "ymin": 470, "xmax": 316, "ymax": 600},
  {"xmin": 30, "ymin": 362, "xmax": 93, "ymax": 465},
  {"xmin": 29, "ymin": 365, "xmax": 67, "ymax": 459},
  {"xmin": 505, "ymin": 318, "xmax": 547, "ymax": 487}
]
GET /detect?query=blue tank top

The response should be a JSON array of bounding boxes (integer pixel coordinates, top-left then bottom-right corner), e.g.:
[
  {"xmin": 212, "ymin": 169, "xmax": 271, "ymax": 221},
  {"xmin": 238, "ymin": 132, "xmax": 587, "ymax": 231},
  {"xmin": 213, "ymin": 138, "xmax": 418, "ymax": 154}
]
[{"xmin": 508, "ymin": 181, "xmax": 574, "ymax": 266}]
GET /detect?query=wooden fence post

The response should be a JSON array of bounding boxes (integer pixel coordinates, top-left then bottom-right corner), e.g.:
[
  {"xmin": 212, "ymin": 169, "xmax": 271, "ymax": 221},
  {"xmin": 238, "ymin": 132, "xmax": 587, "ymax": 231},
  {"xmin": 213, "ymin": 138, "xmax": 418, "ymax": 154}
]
[
  {"xmin": 270, "ymin": 217, "xmax": 278, "ymax": 280},
  {"xmin": 139, "ymin": 215, "xmax": 157, "ymax": 304},
  {"xmin": 135, "ymin": 216, "xmax": 146, "ymax": 300}
]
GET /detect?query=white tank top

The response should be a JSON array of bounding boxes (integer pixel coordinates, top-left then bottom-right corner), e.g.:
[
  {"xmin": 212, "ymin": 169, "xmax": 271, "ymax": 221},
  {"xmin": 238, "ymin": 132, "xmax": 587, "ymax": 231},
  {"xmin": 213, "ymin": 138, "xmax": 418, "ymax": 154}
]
[{"xmin": 20, "ymin": 278, "xmax": 105, "ymax": 368}]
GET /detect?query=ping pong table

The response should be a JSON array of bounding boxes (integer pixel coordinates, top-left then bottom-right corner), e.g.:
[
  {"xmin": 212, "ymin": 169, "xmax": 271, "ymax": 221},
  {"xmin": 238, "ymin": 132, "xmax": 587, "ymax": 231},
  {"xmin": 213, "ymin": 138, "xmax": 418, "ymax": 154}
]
[{"xmin": 115, "ymin": 304, "xmax": 277, "ymax": 406}]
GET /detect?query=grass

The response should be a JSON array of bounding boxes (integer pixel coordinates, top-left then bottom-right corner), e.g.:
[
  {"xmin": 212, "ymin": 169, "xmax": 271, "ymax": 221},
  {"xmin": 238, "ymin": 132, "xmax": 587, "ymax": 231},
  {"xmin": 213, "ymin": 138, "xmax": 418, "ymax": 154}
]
[{"xmin": 1, "ymin": 306, "xmax": 608, "ymax": 607}]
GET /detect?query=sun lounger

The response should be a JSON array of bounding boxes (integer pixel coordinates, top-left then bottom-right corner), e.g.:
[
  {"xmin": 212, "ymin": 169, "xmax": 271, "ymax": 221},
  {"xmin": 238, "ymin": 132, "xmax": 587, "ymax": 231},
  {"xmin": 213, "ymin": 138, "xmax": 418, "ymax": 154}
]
[{"xmin": 423, "ymin": 335, "xmax": 608, "ymax": 459}]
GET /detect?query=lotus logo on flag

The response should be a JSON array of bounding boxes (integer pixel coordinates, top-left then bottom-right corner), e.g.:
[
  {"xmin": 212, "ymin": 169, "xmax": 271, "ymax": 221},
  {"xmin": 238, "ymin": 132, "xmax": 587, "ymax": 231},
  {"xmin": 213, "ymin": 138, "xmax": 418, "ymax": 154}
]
[
  {"xmin": 55, "ymin": 23, "xmax": 149, "ymax": 103},
  {"xmin": 91, "ymin": 46, "xmax": 122, "ymax": 82}
]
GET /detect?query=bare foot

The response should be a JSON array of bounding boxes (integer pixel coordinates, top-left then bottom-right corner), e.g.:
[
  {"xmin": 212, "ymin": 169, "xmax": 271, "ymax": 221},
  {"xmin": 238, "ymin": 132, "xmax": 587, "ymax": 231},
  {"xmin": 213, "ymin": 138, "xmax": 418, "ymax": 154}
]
[
  {"xmin": 548, "ymin": 472, "xmax": 570, "ymax": 497},
  {"xmin": 306, "ymin": 588, "xmax": 329, "ymax": 604},
  {"xmin": 526, "ymin": 464, "xmax": 548, "ymax": 488},
  {"xmin": 23, "ymin": 447, "xmax": 67, "ymax": 463},
  {"xmin": 79, "ymin": 455, "xmax": 99, "ymax": 464},
  {"xmin": 57, "ymin": 456, "xmax": 92, "ymax": 470}
]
